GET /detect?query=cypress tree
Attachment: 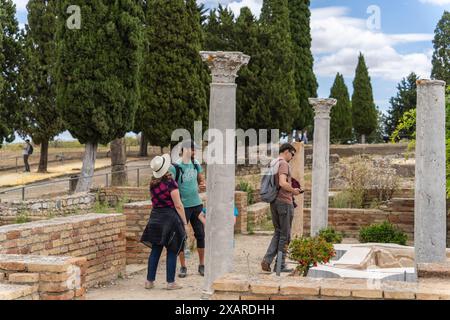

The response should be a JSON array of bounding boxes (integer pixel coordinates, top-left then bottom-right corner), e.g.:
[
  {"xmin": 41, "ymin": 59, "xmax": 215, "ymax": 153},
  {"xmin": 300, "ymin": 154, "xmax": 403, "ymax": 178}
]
[
  {"xmin": 431, "ymin": 11, "xmax": 449, "ymax": 84},
  {"xmin": 384, "ymin": 72, "xmax": 418, "ymax": 139},
  {"xmin": 329, "ymin": 73, "xmax": 352, "ymax": 144},
  {"xmin": 141, "ymin": 0, "xmax": 208, "ymax": 149},
  {"xmin": 352, "ymin": 53, "xmax": 377, "ymax": 143},
  {"xmin": 20, "ymin": 0, "xmax": 64, "ymax": 172},
  {"xmin": 235, "ymin": 7, "xmax": 260, "ymax": 131},
  {"xmin": 56, "ymin": 1, "xmax": 143, "ymax": 192},
  {"xmin": 255, "ymin": 0, "xmax": 298, "ymax": 133},
  {"xmin": 204, "ymin": 5, "xmax": 236, "ymax": 51},
  {"xmin": 288, "ymin": 0, "xmax": 317, "ymax": 131},
  {"xmin": 0, "ymin": 0, "xmax": 21, "ymax": 147}
]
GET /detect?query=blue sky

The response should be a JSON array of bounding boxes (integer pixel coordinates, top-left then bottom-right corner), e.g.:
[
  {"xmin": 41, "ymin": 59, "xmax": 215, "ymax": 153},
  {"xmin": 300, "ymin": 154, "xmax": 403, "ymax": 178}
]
[{"xmin": 10, "ymin": 0, "xmax": 450, "ymax": 142}]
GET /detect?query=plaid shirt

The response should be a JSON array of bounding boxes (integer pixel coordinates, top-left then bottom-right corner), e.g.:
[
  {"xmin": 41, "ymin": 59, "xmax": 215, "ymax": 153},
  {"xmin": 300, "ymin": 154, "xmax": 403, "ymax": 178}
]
[{"xmin": 150, "ymin": 179, "xmax": 178, "ymax": 208}]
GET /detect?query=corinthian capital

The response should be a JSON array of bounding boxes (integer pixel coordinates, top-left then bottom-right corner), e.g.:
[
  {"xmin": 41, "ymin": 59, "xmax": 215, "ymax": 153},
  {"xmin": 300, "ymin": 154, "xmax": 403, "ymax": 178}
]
[
  {"xmin": 200, "ymin": 51, "xmax": 250, "ymax": 84},
  {"xmin": 309, "ymin": 98, "xmax": 337, "ymax": 119}
]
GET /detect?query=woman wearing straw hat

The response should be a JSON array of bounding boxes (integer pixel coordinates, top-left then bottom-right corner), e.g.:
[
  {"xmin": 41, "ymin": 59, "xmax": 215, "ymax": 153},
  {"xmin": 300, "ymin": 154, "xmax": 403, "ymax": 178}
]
[{"xmin": 141, "ymin": 154, "xmax": 188, "ymax": 290}]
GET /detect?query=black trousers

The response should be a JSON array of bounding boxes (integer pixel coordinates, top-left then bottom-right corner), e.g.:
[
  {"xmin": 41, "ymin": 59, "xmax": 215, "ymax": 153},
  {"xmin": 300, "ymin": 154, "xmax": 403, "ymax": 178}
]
[{"xmin": 23, "ymin": 155, "xmax": 30, "ymax": 172}]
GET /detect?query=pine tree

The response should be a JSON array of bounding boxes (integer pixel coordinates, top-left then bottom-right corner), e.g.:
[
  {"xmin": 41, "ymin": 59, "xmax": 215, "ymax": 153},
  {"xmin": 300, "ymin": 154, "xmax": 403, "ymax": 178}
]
[
  {"xmin": 329, "ymin": 73, "xmax": 352, "ymax": 144},
  {"xmin": 255, "ymin": 0, "xmax": 298, "ymax": 133},
  {"xmin": 288, "ymin": 0, "xmax": 317, "ymax": 131},
  {"xmin": 19, "ymin": 0, "xmax": 64, "ymax": 172},
  {"xmin": 0, "ymin": 0, "xmax": 21, "ymax": 147},
  {"xmin": 352, "ymin": 53, "xmax": 378, "ymax": 143},
  {"xmin": 384, "ymin": 72, "xmax": 418, "ymax": 138},
  {"xmin": 141, "ymin": 0, "xmax": 208, "ymax": 149},
  {"xmin": 56, "ymin": 1, "xmax": 143, "ymax": 191},
  {"xmin": 431, "ymin": 11, "xmax": 449, "ymax": 84}
]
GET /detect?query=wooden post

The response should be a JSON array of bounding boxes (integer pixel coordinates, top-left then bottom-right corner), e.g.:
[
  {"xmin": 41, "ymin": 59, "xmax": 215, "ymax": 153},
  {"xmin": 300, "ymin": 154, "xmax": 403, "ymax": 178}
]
[{"xmin": 291, "ymin": 142, "xmax": 305, "ymax": 238}]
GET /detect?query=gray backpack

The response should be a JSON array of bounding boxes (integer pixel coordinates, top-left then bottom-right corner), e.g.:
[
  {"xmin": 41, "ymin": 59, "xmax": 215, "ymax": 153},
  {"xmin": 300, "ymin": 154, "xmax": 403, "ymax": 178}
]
[{"xmin": 260, "ymin": 159, "xmax": 281, "ymax": 203}]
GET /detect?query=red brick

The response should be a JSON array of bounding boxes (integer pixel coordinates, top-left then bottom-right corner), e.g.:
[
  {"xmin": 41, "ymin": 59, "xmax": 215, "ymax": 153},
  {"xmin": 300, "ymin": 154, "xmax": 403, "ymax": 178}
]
[{"xmin": 40, "ymin": 291, "xmax": 75, "ymax": 301}]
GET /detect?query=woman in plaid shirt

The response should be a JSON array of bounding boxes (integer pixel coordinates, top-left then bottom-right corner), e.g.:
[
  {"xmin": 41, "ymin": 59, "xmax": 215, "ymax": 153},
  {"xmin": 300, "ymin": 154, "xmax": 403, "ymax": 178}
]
[{"xmin": 141, "ymin": 154, "xmax": 188, "ymax": 290}]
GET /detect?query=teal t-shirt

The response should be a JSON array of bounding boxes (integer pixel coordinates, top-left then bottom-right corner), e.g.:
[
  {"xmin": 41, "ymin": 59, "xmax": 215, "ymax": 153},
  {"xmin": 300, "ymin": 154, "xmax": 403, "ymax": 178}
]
[{"xmin": 169, "ymin": 159, "xmax": 203, "ymax": 208}]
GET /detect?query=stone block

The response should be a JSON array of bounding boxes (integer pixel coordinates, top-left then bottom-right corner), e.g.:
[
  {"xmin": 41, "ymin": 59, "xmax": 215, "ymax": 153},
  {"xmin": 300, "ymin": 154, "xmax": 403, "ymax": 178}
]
[
  {"xmin": 40, "ymin": 290, "xmax": 75, "ymax": 301},
  {"xmin": 417, "ymin": 262, "xmax": 450, "ymax": 279},
  {"xmin": 383, "ymin": 290, "xmax": 415, "ymax": 300},
  {"xmin": 250, "ymin": 281, "xmax": 280, "ymax": 295},
  {"xmin": 280, "ymin": 279, "xmax": 320, "ymax": 296},
  {"xmin": 212, "ymin": 275, "xmax": 250, "ymax": 292},
  {"xmin": 211, "ymin": 293, "xmax": 241, "ymax": 300},
  {"xmin": 8, "ymin": 273, "xmax": 40, "ymax": 284}
]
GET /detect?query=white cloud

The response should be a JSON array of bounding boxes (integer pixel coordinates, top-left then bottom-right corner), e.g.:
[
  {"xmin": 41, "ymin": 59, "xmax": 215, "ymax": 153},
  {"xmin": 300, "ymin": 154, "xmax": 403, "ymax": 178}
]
[
  {"xmin": 311, "ymin": 7, "xmax": 433, "ymax": 81},
  {"xmin": 12, "ymin": 0, "xmax": 28, "ymax": 12},
  {"xmin": 419, "ymin": 0, "xmax": 450, "ymax": 6}
]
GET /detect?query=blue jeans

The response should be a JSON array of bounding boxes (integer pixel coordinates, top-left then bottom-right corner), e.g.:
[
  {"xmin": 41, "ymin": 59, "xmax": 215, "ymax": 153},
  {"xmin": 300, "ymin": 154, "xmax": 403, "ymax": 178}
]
[{"xmin": 147, "ymin": 245, "xmax": 177, "ymax": 283}]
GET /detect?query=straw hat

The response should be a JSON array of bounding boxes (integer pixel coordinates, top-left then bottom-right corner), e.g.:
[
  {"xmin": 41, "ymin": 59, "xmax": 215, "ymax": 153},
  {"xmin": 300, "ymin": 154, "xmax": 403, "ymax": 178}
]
[{"xmin": 150, "ymin": 154, "xmax": 171, "ymax": 179}]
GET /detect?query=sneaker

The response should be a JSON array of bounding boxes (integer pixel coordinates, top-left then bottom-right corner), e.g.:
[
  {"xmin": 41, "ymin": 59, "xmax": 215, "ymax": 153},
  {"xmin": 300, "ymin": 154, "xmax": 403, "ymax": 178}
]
[
  {"xmin": 178, "ymin": 266, "xmax": 187, "ymax": 278},
  {"xmin": 167, "ymin": 282, "xmax": 183, "ymax": 290},
  {"xmin": 198, "ymin": 265, "xmax": 205, "ymax": 276},
  {"xmin": 261, "ymin": 260, "xmax": 271, "ymax": 272},
  {"xmin": 145, "ymin": 281, "xmax": 154, "ymax": 289}
]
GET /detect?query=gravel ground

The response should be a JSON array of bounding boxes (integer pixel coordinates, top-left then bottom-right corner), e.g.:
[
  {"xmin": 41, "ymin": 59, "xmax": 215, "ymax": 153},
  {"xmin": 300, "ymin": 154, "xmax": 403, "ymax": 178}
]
[{"xmin": 86, "ymin": 234, "xmax": 290, "ymax": 300}]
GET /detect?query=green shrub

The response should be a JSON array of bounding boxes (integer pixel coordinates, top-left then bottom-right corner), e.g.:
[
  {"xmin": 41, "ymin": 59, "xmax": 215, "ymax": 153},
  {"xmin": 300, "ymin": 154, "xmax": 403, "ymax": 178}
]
[
  {"xmin": 288, "ymin": 236, "xmax": 336, "ymax": 276},
  {"xmin": 15, "ymin": 211, "xmax": 31, "ymax": 224},
  {"xmin": 318, "ymin": 228, "xmax": 343, "ymax": 244},
  {"xmin": 359, "ymin": 221, "xmax": 407, "ymax": 245},
  {"xmin": 237, "ymin": 181, "xmax": 255, "ymax": 205}
]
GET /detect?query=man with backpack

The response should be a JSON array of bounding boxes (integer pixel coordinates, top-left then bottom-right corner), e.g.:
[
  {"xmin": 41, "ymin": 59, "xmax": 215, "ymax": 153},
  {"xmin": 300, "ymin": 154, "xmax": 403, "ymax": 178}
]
[
  {"xmin": 168, "ymin": 140, "xmax": 206, "ymax": 278},
  {"xmin": 23, "ymin": 139, "xmax": 33, "ymax": 172},
  {"xmin": 260, "ymin": 143, "xmax": 302, "ymax": 273}
]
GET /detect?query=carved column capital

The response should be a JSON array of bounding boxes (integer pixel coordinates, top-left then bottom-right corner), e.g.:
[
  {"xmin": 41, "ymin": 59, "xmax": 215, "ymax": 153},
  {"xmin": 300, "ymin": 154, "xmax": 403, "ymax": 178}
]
[{"xmin": 200, "ymin": 51, "xmax": 250, "ymax": 84}]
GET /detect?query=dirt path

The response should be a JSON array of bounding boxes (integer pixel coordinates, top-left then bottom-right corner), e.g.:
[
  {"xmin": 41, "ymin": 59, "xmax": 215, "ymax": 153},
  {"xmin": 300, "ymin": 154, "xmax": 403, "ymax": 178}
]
[
  {"xmin": 86, "ymin": 234, "xmax": 291, "ymax": 300},
  {"xmin": 0, "ymin": 159, "xmax": 153, "ymax": 201}
]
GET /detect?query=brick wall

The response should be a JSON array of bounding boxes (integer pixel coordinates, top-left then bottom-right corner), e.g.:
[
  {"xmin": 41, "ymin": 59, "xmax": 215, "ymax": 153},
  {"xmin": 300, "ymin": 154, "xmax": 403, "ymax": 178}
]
[
  {"xmin": 303, "ymin": 198, "xmax": 450, "ymax": 246},
  {"xmin": 0, "ymin": 214, "xmax": 126, "ymax": 288}
]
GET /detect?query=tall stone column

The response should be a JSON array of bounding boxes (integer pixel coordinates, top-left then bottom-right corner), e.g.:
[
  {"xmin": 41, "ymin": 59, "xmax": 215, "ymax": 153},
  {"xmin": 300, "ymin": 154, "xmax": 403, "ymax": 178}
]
[
  {"xmin": 415, "ymin": 79, "xmax": 447, "ymax": 264},
  {"xmin": 200, "ymin": 51, "xmax": 250, "ymax": 294},
  {"xmin": 309, "ymin": 98, "xmax": 336, "ymax": 236},
  {"xmin": 291, "ymin": 142, "xmax": 305, "ymax": 237}
]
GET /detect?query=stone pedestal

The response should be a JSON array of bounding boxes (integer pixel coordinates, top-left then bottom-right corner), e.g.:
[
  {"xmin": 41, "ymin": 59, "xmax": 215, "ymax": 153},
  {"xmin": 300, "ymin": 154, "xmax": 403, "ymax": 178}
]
[
  {"xmin": 309, "ymin": 98, "xmax": 336, "ymax": 236},
  {"xmin": 291, "ymin": 142, "xmax": 305, "ymax": 237},
  {"xmin": 415, "ymin": 79, "xmax": 447, "ymax": 264},
  {"xmin": 200, "ymin": 51, "xmax": 250, "ymax": 294}
]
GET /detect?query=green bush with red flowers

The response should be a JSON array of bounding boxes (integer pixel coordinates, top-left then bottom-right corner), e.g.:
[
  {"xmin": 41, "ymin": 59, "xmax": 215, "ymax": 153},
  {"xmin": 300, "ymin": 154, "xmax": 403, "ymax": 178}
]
[{"xmin": 288, "ymin": 236, "xmax": 336, "ymax": 276}]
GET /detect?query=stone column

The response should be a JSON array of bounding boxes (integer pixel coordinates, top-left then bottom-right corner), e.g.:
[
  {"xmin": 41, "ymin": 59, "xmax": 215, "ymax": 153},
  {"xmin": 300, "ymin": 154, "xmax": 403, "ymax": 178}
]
[
  {"xmin": 200, "ymin": 51, "xmax": 250, "ymax": 294},
  {"xmin": 309, "ymin": 98, "xmax": 336, "ymax": 236},
  {"xmin": 415, "ymin": 79, "xmax": 447, "ymax": 264},
  {"xmin": 291, "ymin": 142, "xmax": 305, "ymax": 237}
]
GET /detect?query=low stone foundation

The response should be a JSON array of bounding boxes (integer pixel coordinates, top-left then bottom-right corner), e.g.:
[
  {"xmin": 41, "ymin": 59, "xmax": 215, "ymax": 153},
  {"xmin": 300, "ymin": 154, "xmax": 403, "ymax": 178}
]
[
  {"xmin": 95, "ymin": 187, "xmax": 149, "ymax": 206},
  {"xmin": 0, "ymin": 214, "xmax": 126, "ymax": 288},
  {"xmin": 0, "ymin": 193, "xmax": 96, "ymax": 226},
  {"xmin": 0, "ymin": 254, "xmax": 86, "ymax": 300},
  {"xmin": 211, "ymin": 273, "xmax": 450, "ymax": 300}
]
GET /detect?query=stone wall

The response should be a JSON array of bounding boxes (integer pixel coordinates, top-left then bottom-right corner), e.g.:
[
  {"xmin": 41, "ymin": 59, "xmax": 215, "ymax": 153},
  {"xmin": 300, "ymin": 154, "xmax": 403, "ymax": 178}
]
[
  {"xmin": 95, "ymin": 187, "xmax": 149, "ymax": 206},
  {"xmin": 247, "ymin": 203, "xmax": 270, "ymax": 229},
  {"xmin": 0, "ymin": 254, "xmax": 87, "ymax": 300},
  {"xmin": 211, "ymin": 273, "xmax": 450, "ymax": 300},
  {"xmin": 0, "ymin": 214, "xmax": 126, "ymax": 288},
  {"xmin": 0, "ymin": 193, "xmax": 96, "ymax": 226}
]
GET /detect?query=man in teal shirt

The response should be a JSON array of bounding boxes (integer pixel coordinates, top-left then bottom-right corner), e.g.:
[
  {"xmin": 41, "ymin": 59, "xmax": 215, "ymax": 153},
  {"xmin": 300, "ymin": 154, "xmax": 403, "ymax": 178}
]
[{"xmin": 169, "ymin": 140, "xmax": 206, "ymax": 278}]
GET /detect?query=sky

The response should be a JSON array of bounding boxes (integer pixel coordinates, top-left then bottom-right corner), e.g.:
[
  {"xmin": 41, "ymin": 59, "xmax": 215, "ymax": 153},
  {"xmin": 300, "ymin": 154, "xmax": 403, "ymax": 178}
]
[{"xmin": 9, "ymin": 0, "xmax": 450, "ymax": 142}]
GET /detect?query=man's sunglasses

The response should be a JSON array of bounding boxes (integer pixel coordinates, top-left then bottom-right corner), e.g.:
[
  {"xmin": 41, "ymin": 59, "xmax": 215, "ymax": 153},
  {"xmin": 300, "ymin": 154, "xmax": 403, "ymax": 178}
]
[{"xmin": 290, "ymin": 151, "xmax": 296, "ymax": 157}]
